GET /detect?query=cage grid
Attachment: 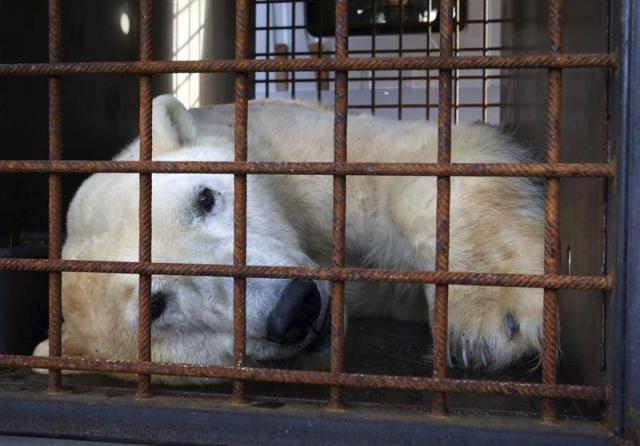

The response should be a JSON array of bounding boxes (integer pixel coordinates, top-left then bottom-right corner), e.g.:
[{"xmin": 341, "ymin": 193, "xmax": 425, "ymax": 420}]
[
  {"xmin": 0, "ymin": 0, "xmax": 625, "ymax": 439},
  {"xmin": 254, "ymin": 0, "xmax": 507, "ymax": 123}
]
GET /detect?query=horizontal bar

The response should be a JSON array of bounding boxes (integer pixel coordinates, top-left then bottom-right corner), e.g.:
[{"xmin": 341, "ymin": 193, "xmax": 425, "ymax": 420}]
[
  {"xmin": 0, "ymin": 354, "xmax": 605, "ymax": 401},
  {"xmin": 254, "ymin": 74, "xmax": 508, "ymax": 83},
  {"xmin": 255, "ymin": 47, "xmax": 511, "ymax": 58},
  {"xmin": 0, "ymin": 258, "xmax": 612, "ymax": 290},
  {"xmin": 254, "ymin": 19, "xmax": 509, "ymax": 31},
  {"xmin": 0, "ymin": 54, "xmax": 615, "ymax": 77},
  {"xmin": 0, "ymin": 161, "xmax": 615, "ymax": 177},
  {"xmin": 349, "ymin": 103, "xmax": 504, "ymax": 109}
]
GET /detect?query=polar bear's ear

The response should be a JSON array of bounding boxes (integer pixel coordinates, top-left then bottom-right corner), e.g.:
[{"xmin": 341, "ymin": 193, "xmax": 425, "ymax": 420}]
[
  {"xmin": 151, "ymin": 94, "xmax": 198, "ymax": 154},
  {"xmin": 114, "ymin": 95, "xmax": 198, "ymax": 160}
]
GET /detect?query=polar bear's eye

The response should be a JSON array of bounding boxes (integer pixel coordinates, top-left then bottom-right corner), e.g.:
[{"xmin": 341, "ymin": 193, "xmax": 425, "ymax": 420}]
[{"xmin": 198, "ymin": 188, "xmax": 216, "ymax": 214}]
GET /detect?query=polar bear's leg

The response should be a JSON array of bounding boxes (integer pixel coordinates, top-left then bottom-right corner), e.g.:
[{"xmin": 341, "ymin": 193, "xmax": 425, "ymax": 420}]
[{"xmin": 387, "ymin": 175, "xmax": 545, "ymax": 369}]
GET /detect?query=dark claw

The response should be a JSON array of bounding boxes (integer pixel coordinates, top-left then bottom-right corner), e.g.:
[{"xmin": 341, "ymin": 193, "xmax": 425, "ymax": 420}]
[
  {"xmin": 480, "ymin": 340, "xmax": 491, "ymax": 367},
  {"xmin": 537, "ymin": 326, "xmax": 543, "ymax": 346},
  {"xmin": 462, "ymin": 338, "xmax": 471, "ymax": 368},
  {"xmin": 504, "ymin": 312, "xmax": 519, "ymax": 340}
]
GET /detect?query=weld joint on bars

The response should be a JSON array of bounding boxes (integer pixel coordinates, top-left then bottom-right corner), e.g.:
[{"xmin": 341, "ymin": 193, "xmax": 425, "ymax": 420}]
[
  {"xmin": 0, "ymin": 258, "xmax": 612, "ymax": 290},
  {"xmin": 0, "ymin": 54, "xmax": 616, "ymax": 77},
  {"xmin": 0, "ymin": 161, "xmax": 616, "ymax": 177}
]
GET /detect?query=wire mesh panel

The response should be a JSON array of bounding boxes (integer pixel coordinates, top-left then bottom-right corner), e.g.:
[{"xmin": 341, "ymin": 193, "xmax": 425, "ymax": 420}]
[
  {"xmin": 0, "ymin": 0, "xmax": 628, "ymax": 443},
  {"xmin": 255, "ymin": 0, "xmax": 504, "ymax": 123}
]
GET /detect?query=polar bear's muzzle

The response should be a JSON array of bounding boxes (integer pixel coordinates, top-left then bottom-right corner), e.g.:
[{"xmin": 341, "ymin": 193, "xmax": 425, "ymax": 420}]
[{"xmin": 265, "ymin": 280, "xmax": 322, "ymax": 345}]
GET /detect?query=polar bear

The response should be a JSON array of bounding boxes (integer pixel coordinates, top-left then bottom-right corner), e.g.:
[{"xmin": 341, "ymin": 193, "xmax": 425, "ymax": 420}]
[{"xmin": 34, "ymin": 95, "xmax": 545, "ymax": 380}]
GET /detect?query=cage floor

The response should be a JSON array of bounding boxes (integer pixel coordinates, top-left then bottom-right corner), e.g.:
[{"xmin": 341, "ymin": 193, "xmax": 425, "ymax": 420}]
[{"xmin": 0, "ymin": 318, "xmax": 602, "ymax": 420}]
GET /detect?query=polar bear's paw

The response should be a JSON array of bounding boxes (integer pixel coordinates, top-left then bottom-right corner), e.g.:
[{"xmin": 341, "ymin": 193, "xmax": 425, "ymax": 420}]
[{"xmin": 442, "ymin": 289, "xmax": 546, "ymax": 371}]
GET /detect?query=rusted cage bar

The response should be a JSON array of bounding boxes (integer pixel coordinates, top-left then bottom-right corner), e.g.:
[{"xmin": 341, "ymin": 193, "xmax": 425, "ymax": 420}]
[
  {"xmin": 0, "ymin": 259, "xmax": 612, "ymax": 289},
  {"xmin": 46, "ymin": 0, "xmax": 62, "ymax": 394},
  {"xmin": 0, "ymin": 160, "xmax": 615, "ymax": 176},
  {"xmin": 232, "ymin": 0, "xmax": 250, "ymax": 404},
  {"xmin": 136, "ymin": 0, "xmax": 153, "ymax": 399},
  {"xmin": 0, "ymin": 54, "xmax": 616, "ymax": 76},
  {"xmin": 0, "ymin": 353, "xmax": 606, "ymax": 400},
  {"xmin": 328, "ymin": 0, "xmax": 348, "ymax": 410},
  {"xmin": 431, "ymin": 0, "xmax": 453, "ymax": 416},
  {"xmin": 541, "ymin": 0, "xmax": 563, "ymax": 420}
]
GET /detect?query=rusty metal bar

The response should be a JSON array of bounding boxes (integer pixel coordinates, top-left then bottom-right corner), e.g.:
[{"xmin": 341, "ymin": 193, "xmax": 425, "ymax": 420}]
[
  {"xmin": 0, "ymin": 161, "xmax": 616, "ymax": 177},
  {"xmin": 542, "ymin": 0, "xmax": 564, "ymax": 421},
  {"xmin": 0, "ymin": 54, "xmax": 616, "ymax": 77},
  {"xmin": 0, "ymin": 258, "xmax": 612, "ymax": 290},
  {"xmin": 232, "ymin": 0, "xmax": 250, "ymax": 405},
  {"xmin": 137, "ymin": 0, "xmax": 153, "ymax": 398},
  {"xmin": 431, "ymin": 0, "xmax": 453, "ymax": 417},
  {"xmin": 46, "ymin": 0, "xmax": 62, "ymax": 394},
  {"xmin": 0, "ymin": 354, "xmax": 606, "ymax": 401},
  {"xmin": 328, "ymin": 0, "xmax": 348, "ymax": 410}
]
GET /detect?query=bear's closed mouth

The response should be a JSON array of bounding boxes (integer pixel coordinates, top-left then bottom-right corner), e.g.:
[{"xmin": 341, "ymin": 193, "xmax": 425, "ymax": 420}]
[{"xmin": 303, "ymin": 299, "xmax": 331, "ymax": 354}]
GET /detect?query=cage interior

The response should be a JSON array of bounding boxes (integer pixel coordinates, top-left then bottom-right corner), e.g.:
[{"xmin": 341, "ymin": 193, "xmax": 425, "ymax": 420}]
[{"xmin": 0, "ymin": 0, "xmax": 612, "ymax": 422}]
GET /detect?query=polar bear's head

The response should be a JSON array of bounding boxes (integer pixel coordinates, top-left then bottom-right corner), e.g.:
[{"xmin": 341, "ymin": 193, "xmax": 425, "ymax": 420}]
[{"xmin": 33, "ymin": 96, "xmax": 331, "ymax": 380}]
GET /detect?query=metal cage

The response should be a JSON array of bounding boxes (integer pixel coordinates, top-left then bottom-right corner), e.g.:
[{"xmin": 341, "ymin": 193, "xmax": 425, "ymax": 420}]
[{"xmin": 0, "ymin": 0, "xmax": 637, "ymax": 444}]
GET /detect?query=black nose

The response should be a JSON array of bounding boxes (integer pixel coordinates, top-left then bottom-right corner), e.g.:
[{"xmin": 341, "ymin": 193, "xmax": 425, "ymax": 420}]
[{"xmin": 266, "ymin": 280, "xmax": 322, "ymax": 345}]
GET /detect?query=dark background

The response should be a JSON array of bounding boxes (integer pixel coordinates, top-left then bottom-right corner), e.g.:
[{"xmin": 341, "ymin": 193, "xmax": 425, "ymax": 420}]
[{"xmin": 0, "ymin": 0, "xmax": 173, "ymax": 242}]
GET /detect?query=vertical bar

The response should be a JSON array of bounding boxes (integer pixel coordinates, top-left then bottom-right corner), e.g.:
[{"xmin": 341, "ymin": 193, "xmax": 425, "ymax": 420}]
[
  {"xmin": 397, "ymin": 0, "xmax": 404, "ymax": 120},
  {"xmin": 482, "ymin": 0, "xmax": 488, "ymax": 123},
  {"xmin": 453, "ymin": 0, "xmax": 460, "ymax": 124},
  {"xmin": 47, "ymin": 0, "xmax": 63, "ymax": 394},
  {"xmin": 137, "ymin": 0, "xmax": 153, "ymax": 398},
  {"xmin": 541, "ymin": 0, "xmax": 563, "ymax": 421},
  {"xmin": 232, "ymin": 0, "xmax": 250, "ymax": 405},
  {"xmin": 265, "ymin": 0, "xmax": 270, "ymax": 98},
  {"xmin": 430, "ymin": 0, "xmax": 453, "ymax": 417},
  {"xmin": 291, "ymin": 1, "xmax": 296, "ymax": 99},
  {"xmin": 609, "ymin": 0, "xmax": 636, "ymax": 432},
  {"xmin": 370, "ymin": 0, "xmax": 376, "ymax": 115},
  {"xmin": 426, "ymin": 0, "xmax": 433, "ymax": 121},
  {"xmin": 328, "ymin": 0, "xmax": 348, "ymax": 410},
  {"xmin": 317, "ymin": 29, "xmax": 323, "ymax": 102}
]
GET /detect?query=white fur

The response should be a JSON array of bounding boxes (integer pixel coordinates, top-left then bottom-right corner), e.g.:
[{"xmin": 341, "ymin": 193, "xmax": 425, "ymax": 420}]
[{"xmin": 34, "ymin": 95, "xmax": 545, "ymax": 381}]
